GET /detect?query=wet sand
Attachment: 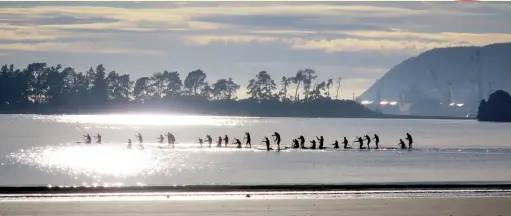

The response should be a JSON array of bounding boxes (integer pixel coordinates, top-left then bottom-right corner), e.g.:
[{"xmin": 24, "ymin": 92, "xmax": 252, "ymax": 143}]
[{"xmin": 1, "ymin": 196, "xmax": 510, "ymax": 216}]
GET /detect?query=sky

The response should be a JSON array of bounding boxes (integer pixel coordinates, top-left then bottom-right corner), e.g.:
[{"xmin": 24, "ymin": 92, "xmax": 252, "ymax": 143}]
[{"xmin": 1, "ymin": 1, "xmax": 511, "ymax": 99}]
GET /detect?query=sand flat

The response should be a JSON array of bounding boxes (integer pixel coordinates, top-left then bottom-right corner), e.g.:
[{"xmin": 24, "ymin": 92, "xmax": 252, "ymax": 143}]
[{"xmin": 0, "ymin": 197, "xmax": 510, "ymax": 216}]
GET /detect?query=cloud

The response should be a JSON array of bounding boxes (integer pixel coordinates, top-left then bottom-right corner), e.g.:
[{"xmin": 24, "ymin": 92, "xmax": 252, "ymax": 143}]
[
  {"xmin": 182, "ymin": 35, "xmax": 280, "ymax": 46},
  {"xmin": 180, "ymin": 34, "xmax": 462, "ymax": 54},
  {"xmin": 248, "ymin": 29, "xmax": 316, "ymax": 36},
  {"xmin": 336, "ymin": 30, "xmax": 511, "ymax": 47},
  {"xmin": 0, "ymin": 2, "xmax": 508, "ymax": 54},
  {"xmin": 288, "ymin": 38, "xmax": 451, "ymax": 54},
  {"xmin": 1, "ymin": 15, "xmax": 118, "ymax": 26},
  {"xmin": 0, "ymin": 41, "xmax": 160, "ymax": 55},
  {"xmin": 196, "ymin": 14, "xmax": 390, "ymax": 32},
  {"xmin": 0, "ymin": 28, "xmax": 71, "ymax": 41}
]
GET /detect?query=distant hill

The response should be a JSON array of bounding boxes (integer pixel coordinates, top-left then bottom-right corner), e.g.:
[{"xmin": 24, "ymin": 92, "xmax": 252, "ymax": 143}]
[{"xmin": 360, "ymin": 42, "xmax": 511, "ymax": 110}]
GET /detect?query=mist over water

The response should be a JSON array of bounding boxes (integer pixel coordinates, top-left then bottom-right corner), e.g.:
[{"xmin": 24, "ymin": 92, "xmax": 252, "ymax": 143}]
[{"xmin": 1, "ymin": 114, "xmax": 511, "ymax": 187}]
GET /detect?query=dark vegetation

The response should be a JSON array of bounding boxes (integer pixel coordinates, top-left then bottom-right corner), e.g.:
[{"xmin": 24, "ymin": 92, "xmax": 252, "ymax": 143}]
[
  {"xmin": 0, "ymin": 63, "xmax": 378, "ymax": 117},
  {"xmin": 477, "ymin": 90, "xmax": 511, "ymax": 122}
]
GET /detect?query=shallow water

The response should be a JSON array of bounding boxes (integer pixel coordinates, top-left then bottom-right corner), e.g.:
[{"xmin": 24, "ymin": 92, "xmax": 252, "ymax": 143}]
[{"xmin": 1, "ymin": 114, "xmax": 511, "ymax": 186}]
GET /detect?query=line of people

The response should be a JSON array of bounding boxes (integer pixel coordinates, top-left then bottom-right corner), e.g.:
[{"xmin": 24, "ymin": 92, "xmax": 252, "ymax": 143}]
[
  {"xmin": 127, "ymin": 132, "xmax": 176, "ymax": 149},
  {"xmin": 83, "ymin": 132, "xmax": 176, "ymax": 150},
  {"xmin": 197, "ymin": 132, "xmax": 413, "ymax": 151},
  {"xmin": 82, "ymin": 131, "xmax": 415, "ymax": 151},
  {"xmin": 199, "ymin": 132, "xmax": 253, "ymax": 149},
  {"xmin": 82, "ymin": 133, "xmax": 102, "ymax": 144}
]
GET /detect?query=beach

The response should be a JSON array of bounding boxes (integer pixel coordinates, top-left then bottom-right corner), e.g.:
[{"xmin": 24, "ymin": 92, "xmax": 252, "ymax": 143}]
[{"xmin": 1, "ymin": 196, "xmax": 510, "ymax": 216}]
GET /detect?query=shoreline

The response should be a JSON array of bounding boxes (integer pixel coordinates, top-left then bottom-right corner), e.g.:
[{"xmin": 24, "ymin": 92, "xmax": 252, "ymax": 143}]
[
  {"xmin": 2, "ymin": 112, "xmax": 475, "ymax": 121},
  {"xmin": 1, "ymin": 182, "xmax": 510, "ymax": 194}
]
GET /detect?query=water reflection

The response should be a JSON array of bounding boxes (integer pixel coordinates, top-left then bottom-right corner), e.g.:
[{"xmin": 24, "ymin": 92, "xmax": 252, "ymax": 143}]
[
  {"xmin": 8, "ymin": 144, "xmax": 218, "ymax": 186},
  {"xmin": 31, "ymin": 114, "xmax": 260, "ymax": 126},
  {"xmin": 10, "ymin": 145, "xmax": 159, "ymax": 178}
]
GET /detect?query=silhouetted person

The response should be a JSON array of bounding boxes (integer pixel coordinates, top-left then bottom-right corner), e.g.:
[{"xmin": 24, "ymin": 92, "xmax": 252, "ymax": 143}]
[
  {"xmin": 136, "ymin": 133, "xmax": 143, "ymax": 143},
  {"xmin": 262, "ymin": 136, "xmax": 271, "ymax": 151},
  {"xmin": 206, "ymin": 135, "xmax": 212, "ymax": 148},
  {"xmin": 332, "ymin": 140, "xmax": 339, "ymax": 149},
  {"xmin": 198, "ymin": 138, "xmax": 204, "ymax": 147},
  {"xmin": 272, "ymin": 132, "xmax": 281, "ymax": 150},
  {"xmin": 310, "ymin": 140, "xmax": 316, "ymax": 149},
  {"xmin": 292, "ymin": 139, "xmax": 299, "ymax": 149},
  {"xmin": 405, "ymin": 133, "xmax": 413, "ymax": 149},
  {"xmin": 356, "ymin": 136, "xmax": 364, "ymax": 149},
  {"xmin": 244, "ymin": 132, "xmax": 251, "ymax": 148},
  {"xmin": 136, "ymin": 133, "xmax": 144, "ymax": 149},
  {"xmin": 217, "ymin": 136, "xmax": 223, "ymax": 147},
  {"xmin": 398, "ymin": 139, "xmax": 407, "ymax": 149},
  {"xmin": 157, "ymin": 134, "xmax": 164, "ymax": 144},
  {"xmin": 94, "ymin": 134, "xmax": 102, "ymax": 144},
  {"xmin": 364, "ymin": 135, "xmax": 371, "ymax": 149},
  {"xmin": 127, "ymin": 139, "xmax": 132, "ymax": 149},
  {"xmin": 167, "ymin": 132, "xmax": 176, "ymax": 148},
  {"xmin": 298, "ymin": 136, "xmax": 305, "ymax": 149},
  {"xmin": 373, "ymin": 134, "xmax": 380, "ymax": 149},
  {"xmin": 342, "ymin": 137, "xmax": 351, "ymax": 149},
  {"xmin": 317, "ymin": 136, "xmax": 325, "ymax": 149},
  {"xmin": 233, "ymin": 138, "xmax": 242, "ymax": 148},
  {"xmin": 223, "ymin": 135, "xmax": 229, "ymax": 147},
  {"xmin": 83, "ymin": 134, "xmax": 91, "ymax": 144}
]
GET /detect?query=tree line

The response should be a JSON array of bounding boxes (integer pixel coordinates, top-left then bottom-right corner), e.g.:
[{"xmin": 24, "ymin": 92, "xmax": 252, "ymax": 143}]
[{"xmin": 0, "ymin": 63, "xmax": 377, "ymax": 117}]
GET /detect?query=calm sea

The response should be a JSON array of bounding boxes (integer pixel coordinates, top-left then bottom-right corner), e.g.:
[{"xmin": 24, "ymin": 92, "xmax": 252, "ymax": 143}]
[{"xmin": 1, "ymin": 114, "xmax": 511, "ymax": 187}]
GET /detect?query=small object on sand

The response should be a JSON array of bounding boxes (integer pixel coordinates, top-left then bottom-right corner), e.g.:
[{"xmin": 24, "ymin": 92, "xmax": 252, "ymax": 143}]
[
  {"xmin": 246, "ymin": 194, "xmax": 251, "ymax": 198},
  {"xmin": 167, "ymin": 195, "xmax": 170, "ymax": 198}
]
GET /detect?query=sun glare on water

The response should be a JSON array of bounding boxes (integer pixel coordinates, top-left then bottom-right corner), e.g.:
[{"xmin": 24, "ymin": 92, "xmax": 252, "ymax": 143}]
[
  {"xmin": 10, "ymin": 145, "xmax": 160, "ymax": 179},
  {"xmin": 32, "ymin": 114, "xmax": 258, "ymax": 127}
]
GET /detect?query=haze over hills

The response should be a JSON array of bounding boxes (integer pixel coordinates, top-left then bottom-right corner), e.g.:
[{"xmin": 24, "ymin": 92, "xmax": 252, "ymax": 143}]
[{"xmin": 360, "ymin": 42, "xmax": 511, "ymax": 111}]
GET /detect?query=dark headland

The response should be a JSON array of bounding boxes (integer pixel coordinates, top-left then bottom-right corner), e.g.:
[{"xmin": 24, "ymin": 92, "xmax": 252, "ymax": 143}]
[{"xmin": 477, "ymin": 90, "xmax": 511, "ymax": 122}]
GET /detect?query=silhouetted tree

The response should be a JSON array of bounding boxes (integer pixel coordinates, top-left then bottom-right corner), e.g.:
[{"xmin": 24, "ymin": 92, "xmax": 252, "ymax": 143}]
[
  {"xmin": 164, "ymin": 71, "xmax": 182, "ymax": 99},
  {"xmin": 107, "ymin": 71, "xmax": 132, "ymax": 101},
  {"xmin": 150, "ymin": 71, "xmax": 170, "ymax": 99},
  {"xmin": 134, "ymin": 77, "xmax": 151, "ymax": 101},
  {"xmin": 292, "ymin": 70, "xmax": 306, "ymax": 101},
  {"xmin": 247, "ymin": 78, "xmax": 260, "ymax": 100},
  {"xmin": 25, "ymin": 63, "xmax": 49, "ymax": 104},
  {"xmin": 325, "ymin": 78, "xmax": 333, "ymax": 99},
  {"xmin": 335, "ymin": 76, "xmax": 342, "ymax": 99},
  {"xmin": 90, "ymin": 64, "xmax": 108, "ymax": 103},
  {"xmin": 85, "ymin": 67, "xmax": 94, "ymax": 90},
  {"xmin": 201, "ymin": 82, "xmax": 212, "ymax": 100},
  {"xmin": 212, "ymin": 78, "xmax": 240, "ymax": 100},
  {"xmin": 184, "ymin": 69, "xmax": 207, "ymax": 96},
  {"xmin": 247, "ymin": 71, "xmax": 277, "ymax": 102},
  {"xmin": 59, "ymin": 67, "xmax": 79, "ymax": 104},
  {"xmin": 279, "ymin": 76, "xmax": 291, "ymax": 101},
  {"xmin": 0, "ymin": 64, "xmax": 28, "ymax": 106},
  {"xmin": 45, "ymin": 65, "xmax": 65, "ymax": 105},
  {"xmin": 69, "ymin": 71, "xmax": 90, "ymax": 105},
  {"xmin": 310, "ymin": 81, "xmax": 326, "ymax": 100},
  {"xmin": 302, "ymin": 69, "xmax": 317, "ymax": 101}
]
